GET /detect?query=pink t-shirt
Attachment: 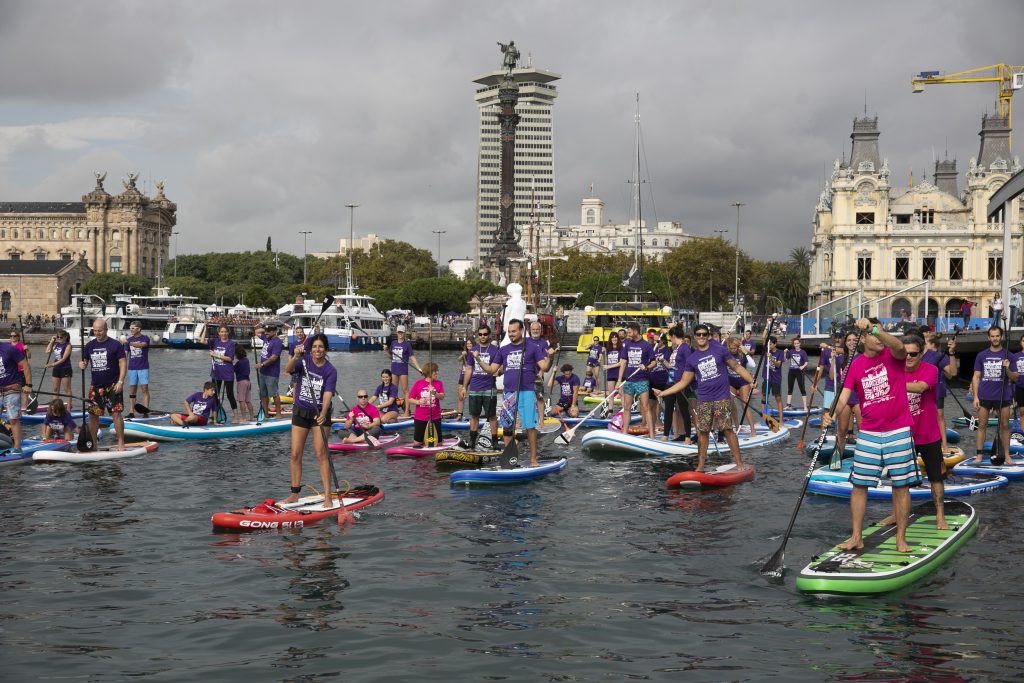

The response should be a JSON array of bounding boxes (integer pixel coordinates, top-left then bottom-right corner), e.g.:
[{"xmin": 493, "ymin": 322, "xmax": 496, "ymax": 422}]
[
  {"xmin": 410, "ymin": 378, "xmax": 444, "ymax": 421},
  {"xmin": 905, "ymin": 361, "xmax": 941, "ymax": 444},
  {"xmin": 842, "ymin": 347, "xmax": 911, "ymax": 432}
]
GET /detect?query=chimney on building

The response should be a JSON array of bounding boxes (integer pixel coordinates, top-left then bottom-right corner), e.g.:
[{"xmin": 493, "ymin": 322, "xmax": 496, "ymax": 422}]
[
  {"xmin": 978, "ymin": 113, "xmax": 1011, "ymax": 171},
  {"xmin": 849, "ymin": 116, "xmax": 881, "ymax": 174},
  {"xmin": 933, "ymin": 158, "xmax": 958, "ymax": 196}
]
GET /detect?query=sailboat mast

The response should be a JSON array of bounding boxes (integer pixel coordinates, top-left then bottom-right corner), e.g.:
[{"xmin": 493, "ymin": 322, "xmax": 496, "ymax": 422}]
[{"xmin": 633, "ymin": 94, "xmax": 644, "ymax": 296}]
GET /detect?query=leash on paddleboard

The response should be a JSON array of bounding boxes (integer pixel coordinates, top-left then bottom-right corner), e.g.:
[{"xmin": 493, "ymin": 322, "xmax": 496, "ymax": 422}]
[{"xmin": 760, "ymin": 328, "xmax": 862, "ymax": 579}]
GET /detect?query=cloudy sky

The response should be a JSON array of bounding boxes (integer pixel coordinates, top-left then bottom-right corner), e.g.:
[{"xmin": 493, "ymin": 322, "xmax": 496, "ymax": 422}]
[{"xmin": 0, "ymin": 0, "xmax": 1020, "ymax": 262}]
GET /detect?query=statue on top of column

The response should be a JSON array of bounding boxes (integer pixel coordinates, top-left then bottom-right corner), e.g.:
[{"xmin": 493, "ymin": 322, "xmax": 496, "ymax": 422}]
[{"xmin": 498, "ymin": 40, "xmax": 520, "ymax": 74}]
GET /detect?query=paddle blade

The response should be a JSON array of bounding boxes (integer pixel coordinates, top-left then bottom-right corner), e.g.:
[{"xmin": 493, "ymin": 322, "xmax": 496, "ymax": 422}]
[
  {"xmin": 828, "ymin": 446, "xmax": 843, "ymax": 470},
  {"xmin": 759, "ymin": 546, "xmax": 786, "ymax": 579},
  {"xmin": 26, "ymin": 394, "xmax": 38, "ymax": 414},
  {"xmin": 767, "ymin": 416, "xmax": 780, "ymax": 433},
  {"xmin": 255, "ymin": 406, "xmax": 265, "ymax": 423},
  {"xmin": 216, "ymin": 405, "xmax": 227, "ymax": 424},
  {"xmin": 555, "ymin": 428, "xmax": 575, "ymax": 445},
  {"xmin": 319, "ymin": 295, "xmax": 333, "ymax": 316},
  {"xmin": 77, "ymin": 425, "xmax": 95, "ymax": 452},
  {"xmin": 134, "ymin": 402, "xmax": 151, "ymax": 415},
  {"xmin": 498, "ymin": 438, "xmax": 519, "ymax": 469},
  {"xmin": 990, "ymin": 433, "xmax": 1006, "ymax": 466}
]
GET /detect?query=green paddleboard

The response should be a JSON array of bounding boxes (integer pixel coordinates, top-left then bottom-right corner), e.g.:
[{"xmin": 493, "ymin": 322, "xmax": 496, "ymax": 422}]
[{"xmin": 795, "ymin": 500, "xmax": 977, "ymax": 596}]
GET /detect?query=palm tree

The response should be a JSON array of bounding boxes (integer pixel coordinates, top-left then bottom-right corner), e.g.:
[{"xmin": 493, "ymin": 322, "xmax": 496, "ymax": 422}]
[{"xmin": 789, "ymin": 246, "xmax": 811, "ymax": 270}]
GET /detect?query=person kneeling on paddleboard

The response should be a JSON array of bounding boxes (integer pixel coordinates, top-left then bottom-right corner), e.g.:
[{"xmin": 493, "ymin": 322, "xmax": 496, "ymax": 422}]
[
  {"xmin": 341, "ymin": 390, "xmax": 383, "ymax": 444},
  {"xmin": 408, "ymin": 362, "xmax": 444, "ymax": 447},
  {"xmin": 42, "ymin": 398, "xmax": 76, "ymax": 441},
  {"xmin": 655, "ymin": 323, "xmax": 754, "ymax": 473},
  {"xmin": 283, "ymin": 333, "xmax": 337, "ymax": 505},
  {"xmin": 170, "ymin": 382, "xmax": 219, "ymax": 426},
  {"xmin": 550, "ymin": 364, "xmax": 581, "ymax": 418}
]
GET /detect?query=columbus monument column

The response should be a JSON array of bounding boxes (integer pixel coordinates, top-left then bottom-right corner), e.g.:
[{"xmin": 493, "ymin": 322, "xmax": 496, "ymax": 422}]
[{"xmin": 490, "ymin": 41, "xmax": 523, "ymax": 283}]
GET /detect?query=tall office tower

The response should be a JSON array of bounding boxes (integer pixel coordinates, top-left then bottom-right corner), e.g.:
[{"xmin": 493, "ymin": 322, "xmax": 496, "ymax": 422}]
[{"xmin": 472, "ymin": 62, "xmax": 560, "ymax": 268}]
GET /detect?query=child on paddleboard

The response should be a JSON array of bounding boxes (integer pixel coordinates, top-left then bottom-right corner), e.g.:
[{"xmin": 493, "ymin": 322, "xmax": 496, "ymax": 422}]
[
  {"xmin": 408, "ymin": 362, "xmax": 444, "ymax": 447},
  {"xmin": 234, "ymin": 347, "xmax": 254, "ymax": 422},
  {"xmin": 41, "ymin": 398, "xmax": 76, "ymax": 441},
  {"xmin": 170, "ymin": 382, "xmax": 219, "ymax": 426},
  {"xmin": 550, "ymin": 363, "xmax": 581, "ymax": 418}
]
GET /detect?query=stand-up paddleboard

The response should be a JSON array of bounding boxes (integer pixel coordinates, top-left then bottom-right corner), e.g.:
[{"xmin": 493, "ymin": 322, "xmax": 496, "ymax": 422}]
[
  {"xmin": 122, "ymin": 418, "xmax": 291, "ymax": 441},
  {"xmin": 796, "ymin": 500, "xmax": 978, "ymax": 596},
  {"xmin": 33, "ymin": 441, "xmax": 159, "ymax": 463},
  {"xmin": 332, "ymin": 417, "xmax": 414, "ymax": 433},
  {"xmin": 385, "ymin": 437, "xmax": 461, "ymax": 457},
  {"xmin": 809, "ymin": 442, "xmax": 967, "ymax": 471},
  {"xmin": 811, "ymin": 416, "xmax": 960, "ymax": 444},
  {"xmin": 952, "ymin": 416, "xmax": 998, "ymax": 427},
  {"xmin": 0, "ymin": 439, "xmax": 72, "ymax": 466},
  {"xmin": 666, "ymin": 463, "xmax": 755, "ymax": 489},
  {"xmin": 327, "ymin": 434, "xmax": 400, "ymax": 451},
  {"xmin": 211, "ymin": 484, "xmax": 384, "ymax": 531},
  {"xmin": 434, "ymin": 448, "xmax": 500, "ymax": 466},
  {"xmin": 982, "ymin": 440, "xmax": 1024, "ymax": 455},
  {"xmin": 581, "ymin": 425, "xmax": 789, "ymax": 457},
  {"xmin": 558, "ymin": 413, "xmax": 643, "ymax": 428},
  {"xmin": 582, "ymin": 392, "xmax": 622, "ymax": 406},
  {"xmin": 765, "ymin": 406, "xmax": 822, "ymax": 418},
  {"xmin": 20, "ymin": 411, "xmax": 114, "ymax": 426},
  {"xmin": 807, "ymin": 460, "xmax": 1008, "ymax": 499},
  {"xmin": 450, "ymin": 457, "xmax": 567, "ymax": 485},
  {"xmin": 953, "ymin": 453, "xmax": 1024, "ymax": 480}
]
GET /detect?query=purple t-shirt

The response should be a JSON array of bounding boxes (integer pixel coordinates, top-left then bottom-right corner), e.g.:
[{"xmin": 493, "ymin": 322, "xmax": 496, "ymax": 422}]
[
  {"xmin": 493, "ymin": 340, "xmax": 546, "ymax": 390},
  {"xmin": 921, "ymin": 349, "xmax": 951, "ymax": 397},
  {"xmin": 581, "ymin": 375, "xmax": 596, "ymax": 392},
  {"xmin": 785, "ymin": 348, "xmax": 809, "ymax": 371},
  {"xmin": 288, "ymin": 336, "xmax": 312, "ymax": 377},
  {"xmin": 0, "ymin": 343, "xmax": 24, "ymax": 386},
  {"xmin": 52, "ymin": 340, "xmax": 72, "ymax": 372},
  {"xmin": 466, "ymin": 343, "xmax": 499, "ymax": 392},
  {"xmin": 209, "ymin": 338, "xmax": 236, "ymax": 381},
  {"xmin": 1014, "ymin": 352, "xmax": 1024, "ymax": 389},
  {"xmin": 586, "ymin": 342, "xmax": 603, "ymax": 366},
  {"xmin": 649, "ymin": 346, "xmax": 671, "ymax": 385},
  {"xmin": 374, "ymin": 382, "xmax": 400, "ymax": 412},
  {"xmin": 820, "ymin": 348, "xmax": 834, "ymax": 391},
  {"xmin": 186, "ymin": 391, "xmax": 218, "ymax": 420},
  {"xmin": 835, "ymin": 353, "xmax": 860, "ymax": 405},
  {"xmin": 234, "ymin": 357, "xmax": 250, "ymax": 382},
  {"xmin": 683, "ymin": 343, "xmax": 734, "ymax": 402},
  {"xmin": 258, "ymin": 333, "xmax": 284, "ymax": 378},
  {"xmin": 621, "ymin": 339, "xmax": 654, "ymax": 382},
  {"xmin": 126, "ymin": 335, "xmax": 149, "ymax": 371},
  {"xmin": 388, "ymin": 340, "xmax": 414, "ymax": 376},
  {"xmin": 606, "ymin": 348, "xmax": 621, "ymax": 381},
  {"xmin": 43, "ymin": 412, "xmax": 77, "ymax": 434},
  {"xmin": 84, "ymin": 336, "xmax": 125, "ymax": 387},
  {"xmin": 293, "ymin": 358, "xmax": 338, "ymax": 411},
  {"xmin": 766, "ymin": 349, "xmax": 785, "ymax": 384},
  {"xmin": 842, "ymin": 348, "xmax": 911, "ymax": 432},
  {"xmin": 556, "ymin": 373, "xmax": 580, "ymax": 406},
  {"xmin": 741, "ymin": 338, "xmax": 757, "ymax": 354},
  {"xmin": 671, "ymin": 343, "xmax": 691, "ymax": 383},
  {"xmin": 974, "ymin": 348, "xmax": 1013, "ymax": 402}
]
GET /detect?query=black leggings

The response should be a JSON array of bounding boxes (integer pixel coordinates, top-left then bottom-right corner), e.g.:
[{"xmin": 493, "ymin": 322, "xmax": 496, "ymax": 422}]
[
  {"xmin": 663, "ymin": 393, "xmax": 693, "ymax": 439},
  {"xmin": 787, "ymin": 371, "xmax": 806, "ymax": 396},
  {"xmin": 215, "ymin": 379, "xmax": 237, "ymax": 410}
]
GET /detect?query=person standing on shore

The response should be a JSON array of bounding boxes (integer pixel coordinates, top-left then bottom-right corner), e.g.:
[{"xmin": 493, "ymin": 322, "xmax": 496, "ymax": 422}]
[
  {"xmin": 822, "ymin": 318, "xmax": 916, "ymax": 553},
  {"xmin": 79, "ymin": 318, "xmax": 126, "ymax": 450},
  {"xmin": 123, "ymin": 322, "xmax": 151, "ymax": 418},
  {"xmin": 385, "ymin": 325, "xmax": 421, "ymax": 418}
]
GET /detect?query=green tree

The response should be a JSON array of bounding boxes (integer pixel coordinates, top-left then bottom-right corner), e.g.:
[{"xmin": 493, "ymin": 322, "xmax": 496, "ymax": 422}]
[
  {"xmin": 266, "ymin": 236, "xmax": 272, "ymax": 252},
  {"xmin": 81, "ymin": 273, "xmax": 153, "ymax": 301},
  {"xmin": 462, "ymin": 266, "xmax": 484, "ymax": 281},
  {"xmin": 660, "ymin": 237, "xmax": 755, "ymax": 311},
  {"xmin": 244, "ymin": 284, "xmax": 274, "ymax": 309},
  {"xmin": 397, "ymin": 276, "xmax": 470, "ymax": 314}
]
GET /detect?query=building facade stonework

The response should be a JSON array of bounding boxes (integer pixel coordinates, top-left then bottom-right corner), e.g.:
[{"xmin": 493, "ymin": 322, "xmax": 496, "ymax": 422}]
[
  {"xmin": 0, "ymin": 259, "xmax": 94, "ymax": 320},
  {"xmin": 0, "ymin": 173, "xmax": 177, "ymax": 278},
  {"xmin": 810, "ymin": 114, "xmax": 1023, "ymax": 320}
]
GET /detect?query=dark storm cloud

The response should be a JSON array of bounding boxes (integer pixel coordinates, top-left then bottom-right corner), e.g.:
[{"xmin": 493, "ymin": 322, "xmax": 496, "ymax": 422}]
[{"xmin": 0, "ymin": 0, "xmax": 1021, "ymax": 260}]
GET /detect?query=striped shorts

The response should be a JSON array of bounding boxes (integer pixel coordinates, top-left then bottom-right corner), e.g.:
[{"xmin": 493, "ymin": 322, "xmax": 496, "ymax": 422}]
[{"xmin": 849, "ymin": 427, "xmax": 921, "ymax": 488}]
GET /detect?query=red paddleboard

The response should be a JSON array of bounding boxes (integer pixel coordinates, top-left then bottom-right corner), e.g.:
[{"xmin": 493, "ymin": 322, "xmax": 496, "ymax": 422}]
[
  {"xmin": 328, "ymin": 434, "xmax": 400, "ymax": 451},
  {"xmin": 211, "ymin": 484, "xmax": 383, "ymax": 531},
  {"xmin": 385, "ymin": 437, "xmax": 460, "ymax": 457},
  {"xmin": 666, "ymin": 464, "xmax": 755, "ymax": 490}
]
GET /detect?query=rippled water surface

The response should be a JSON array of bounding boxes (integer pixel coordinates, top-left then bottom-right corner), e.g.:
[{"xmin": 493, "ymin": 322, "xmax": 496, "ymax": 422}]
[{"xmin": 2, "ymin": 349, "xmax": 1021, "ymax": 681}]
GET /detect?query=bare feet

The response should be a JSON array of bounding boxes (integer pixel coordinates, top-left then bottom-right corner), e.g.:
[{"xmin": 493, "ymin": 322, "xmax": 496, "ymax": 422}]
[
  {"xmin": 839, "ymin": 537, "xmax": 864, "ymax": 551},
  {"xmin": 282, "ymin": 493, "xmax": 299, "ymax": 504},
  {"xmin": 896, "ymin": 540, "xmax": 913, "ymax": 553},
  {"xmin": 935, "ymin": 518, "xmax": 949, "ymax": 530}
]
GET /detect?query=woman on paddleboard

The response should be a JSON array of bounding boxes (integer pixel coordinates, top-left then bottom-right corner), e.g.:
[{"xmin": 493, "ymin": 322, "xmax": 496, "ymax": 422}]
[
  {"xmin": 586, "ymin": 336, "xmax": 605, "ymax": 393},
  {"xmin": 41, "ymin": 398, "xmax": 76, "ymax": 441},
  {"xmin": 374, "ymin": 369, "xmax": 401, "ymax": 424},
  {"xmin": 764, "ymin": 336, "xmax": 786, "ymax": 421},
  {"xmin": 664, "ymin": 326, "xmax": 693, "ymax": 444},
  {"xmin": 603, "ymin": 332, "xmax": 623, "ymax": 399},
  {"xmin": 234, "ymin": 347, "xmax": 253, "ymax": 422},
  {"xmin": 408, "ymin": 362, "xmax": 444, "ymax": 447},
  {"xmin": 170, "ymin": 382, "xmax": 220, "ymax": 426},
  {"xmin": 921, "ymin": 331, "xmax": 957, "ymax": 453},
  {"xmin": 283, "ymin": 333, "xmax": 337, "ymax": 505},
  {"xmin": 340, "ymin": 389, "xmax": 383, "ymax": 444},
  {"xmin": 726, "ymin": 337, "xmax": 757, "ymax": 434},
  {"xmin": 44, "ymin": 330, "xmax": 73, "ymax": 408},
  {"xmin": 649, "ymin": 335, "xmax": 672, "ymax": 434},
  {"xmin": 833, "ymin": 330, "xmax": 862, "ymax": 456},
  {"xmin": 201, "ymin": 324, "xmax": 239, "ymax": 423},
  {"xmin": 385, "ymin": 325, "xmax": 422, "ymax": 418},
  {"xmin": 784, "ymin": 338, "xmax": 810, "ymax": 412}
]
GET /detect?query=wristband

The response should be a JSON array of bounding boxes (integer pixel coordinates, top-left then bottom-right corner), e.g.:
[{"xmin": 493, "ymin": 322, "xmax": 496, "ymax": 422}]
[{"xmin": 24, "ymin": 383, "xmax": 32, "ymax": 387}]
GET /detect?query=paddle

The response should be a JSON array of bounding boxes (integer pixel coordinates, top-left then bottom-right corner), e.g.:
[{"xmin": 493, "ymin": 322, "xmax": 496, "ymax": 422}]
[
  {"xmin": 760, "ymin": 329, "xmax": 862, "ymax": 579},
  {"xmin": 497, "ymin": 336, "xmax": 531, "ymax": 469},
  {"xmin": 337, "ymin": 393, "xmax": 382, "ymax": 449},
  {"xmin": 795, "ymin": 366, "xmax": 821, "ymax": 449},
  {"xmin": 26, "ymin": 364, "xmax": 48, "ymax": 414},
  {"xmin": 554, "ymin": 364, "xmax": 645, "ymax": 445},
  {"xmin": 728, "ymin": 393, "xmax": 779, "ymax": 433},
  {"xmin": 424, "ymin": 319, "xmax": 438, "ymax": 448},
  {"xmin": 990, "ymin": 319, "xmax": 1010, "ymax": 466},
  {"xmin": 736, "ymin": 317, "xmax": 778, "ymax": 434},
  {"xmin": 76, "ymin": 300, "xmax": 95, "ymax": 453}
]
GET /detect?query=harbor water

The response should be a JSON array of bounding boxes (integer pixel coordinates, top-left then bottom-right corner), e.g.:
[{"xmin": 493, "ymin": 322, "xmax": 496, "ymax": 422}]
[{"xmin": 1, "ymin": 349, "xmax": 1021, "ymax": 681}]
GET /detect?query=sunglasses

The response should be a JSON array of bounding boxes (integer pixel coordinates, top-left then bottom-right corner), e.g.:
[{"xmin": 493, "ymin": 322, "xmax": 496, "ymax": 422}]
[
  {"xmin": 906, "ymin": 351, "xmax": 921, "ymax": 357},
  {"xmin": 694, "ymin": 332, "xmax": 709, "ymax": 337},
  {"xmin": 356, "ymin": 395, "xmax": 369, "ymax": 399},
  {"xmin": 477, "ymin": 332, "xmax": 489, "ymax": 336}
]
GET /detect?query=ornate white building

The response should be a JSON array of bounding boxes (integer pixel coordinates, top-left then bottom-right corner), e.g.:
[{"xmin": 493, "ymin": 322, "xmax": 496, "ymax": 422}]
[
  {"xmin": 810, "ymin": 113, "xmax": 1023, "ymax": 320},
  {"xmin": 521, "ymin": 196, "xmax": 694, "ymax": 259}
]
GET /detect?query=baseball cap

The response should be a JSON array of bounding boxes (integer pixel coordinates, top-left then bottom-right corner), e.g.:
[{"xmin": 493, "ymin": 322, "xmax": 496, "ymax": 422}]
[{"xmin": 396, "ymin": 325, "xmax": 406, "ymax": 332}]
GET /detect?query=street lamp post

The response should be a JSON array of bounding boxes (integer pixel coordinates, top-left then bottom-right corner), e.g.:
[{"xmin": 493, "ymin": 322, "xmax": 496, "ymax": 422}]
[
  {"xmin": 345, "ymin": 203, "xmax": 359, "ymax": 290},
  {"xmin": 173, "ymin": 231, "xmax": 179, "ymax": 278},
  {"xmin": 709, "ymin": 266, "xmax": 714, "ymax": 311},
  {"xmin": 299, "ymin": 230, "xmax": 312, "ymax": 285},
  {"xmin": 732, "ymin": 202, "xmax": 744, "ymax": 316},
  {"xmin": 432, "ymin": 230, "xmax": 447, "ymax": 277}
]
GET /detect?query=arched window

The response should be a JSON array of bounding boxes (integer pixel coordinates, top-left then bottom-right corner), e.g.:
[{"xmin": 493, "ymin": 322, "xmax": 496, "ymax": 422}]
[
  {"xmin": 0, "ymin": 292, "xmax": 10, "ymax": 312},
  {"xmin": 51, "ymin": 229, "xmax": 58, "ymax": 239},
  {"xmin": 112, "ymin": 229, "xmax": 120, "ymax": 242},
  {"xmin": 77, "ymin": 229, "xmax": 84, "ymax": 239},
  {"xmin": 64, "ymin": 229, "xmax": 70, "ymax": 239}
]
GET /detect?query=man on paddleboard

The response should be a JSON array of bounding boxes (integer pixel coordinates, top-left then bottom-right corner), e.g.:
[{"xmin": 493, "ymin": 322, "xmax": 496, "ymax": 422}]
[
  {"xmin": 901, "ymin": 334, "xmax": 950, "ymax": 529},
  {"xmin": 655, "ymin": 323, "xmax": 754, "ymax": 472},
  {"xmin": 254, "ymin": 323, "xmax": 284, "ymax": 420},
  {"xmin": 463, "ymin": 324, "xmax": 499, "ymax": 450},
  {"xmin": 823, "ymin": 318, "xmax": 916, "ymax": 553},
  {"xmin": 474, "ymin": 319, "xmax": 555, "ymax": 466},
  {"xmin": 79, "ymin": 318, "xmax": 126, "ymax": 450},
  {"xmin": 0, "ymin": 333, "xmax": 32, "ymax": 453},
  {"xmin": 970, "ymin": 325, "xmax": 1015, "ymax": 465},
  {"xmin": 341, "ymin": 390, "xmax": 382, "ymax": 444},
  {"xmin": 616, "ymin": 322, "xmax": 657, "ymax": 439}
]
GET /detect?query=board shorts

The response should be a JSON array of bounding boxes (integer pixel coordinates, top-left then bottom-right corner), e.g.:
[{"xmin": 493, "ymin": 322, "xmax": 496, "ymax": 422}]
[
  {"xmin": 694, "ymin": 398, "xmax": 734, "ymax": 433},
  {"xmin": 258, "ymin": 372, "xmax": 279, "ymax": 399},
  {"xmin": 236, "ymin": 378, "xmax": 252, "ymax": 403},
  {"xmin": 979, "ymin": 399, "xmax": 1012, "ymax": 411},
  {"xmin": 177, "ymin": 414, "xmax": 208, "ymax": 426},
  {"xmin": 468, "ymin": 391, "xmax": 497, "ymax": 419},
  {"xmin": 499, "ymin": 390, "xmax": 537, "ymax": 429},
  {"xmin": 765, "ymin": 381, "xmax": 782, "ymax": 398},
  {"xmin": 915, "ymin": 439, "xmax": 944, "ymax": 483},
  {"xmin": 127, "ymin": 369, "xmax": 149, "ymax": 386},
  {"xmin": 621, "ymin": 379, "xmax": 649, "ymax": 396},
  {"xmin": 849, "ymin": 427, "xmax": 920, "ymax": 488},
  {"xmin": 291, "ymin": 406, "xmax": 330, "ymax": 430},
  {"xmin": 88, "ymin": 384, "xmax": 123, "ymax": 414},
  {"xmin": 52, "ymin": 367, "xmax": 72, "ymax": 379},
  {"xmin": 1, "ymin": 386, "xmax": 23, "ymax": 420}
]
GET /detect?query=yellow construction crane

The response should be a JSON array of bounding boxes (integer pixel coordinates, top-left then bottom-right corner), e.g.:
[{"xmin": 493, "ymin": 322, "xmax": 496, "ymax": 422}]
[{"xmin": 912, "ymin": 64, "xmax": 1024, "ymax": 148}]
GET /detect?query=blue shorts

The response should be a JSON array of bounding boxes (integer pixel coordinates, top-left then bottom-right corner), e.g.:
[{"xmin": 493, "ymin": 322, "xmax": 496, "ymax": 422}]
[
  {"xmin": 258, "ymin": 372, "xmax": 280, "ymax": 399},
  {"xmin": 850, "ymin": 427, "xmax": 920, "ymax": 488},
  {"xmin": 822, "ymin": 389, "xmax": 835, "ymax": 410},
  {"xmin": 127, "ymin": 369, "xmax": 149, "ymax": 386},
  {"xmin": 499, "ymin": 390, "xmax": 537, "ymax": 430},
  {"xmin": 621, "ymin": 379, "xmax": 649, "ymax": 396}
]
